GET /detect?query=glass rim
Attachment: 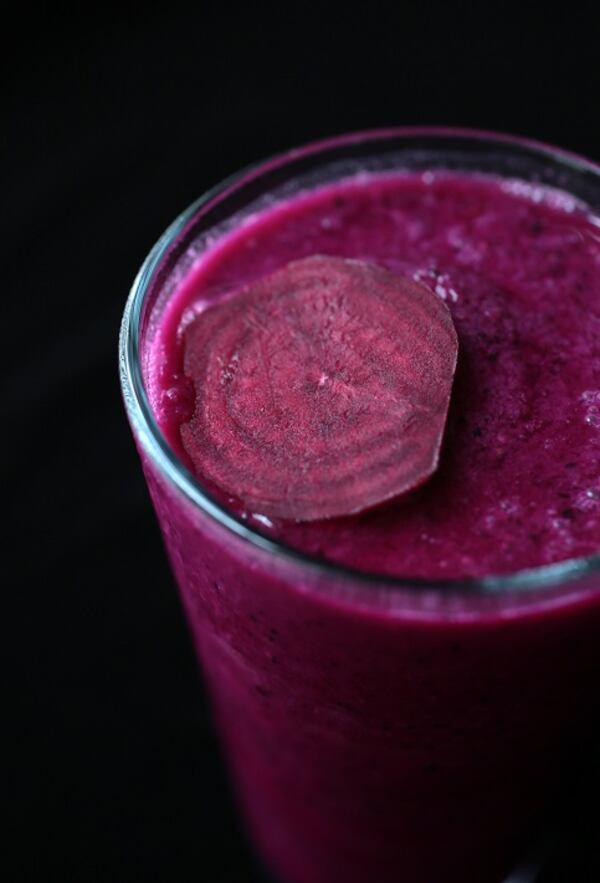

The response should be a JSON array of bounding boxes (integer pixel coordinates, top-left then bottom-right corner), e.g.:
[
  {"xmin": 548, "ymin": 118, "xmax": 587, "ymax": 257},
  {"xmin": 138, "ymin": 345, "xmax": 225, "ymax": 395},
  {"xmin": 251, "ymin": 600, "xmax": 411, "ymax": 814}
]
[{"xmin": 119, "ymin": 125, "xmax": 600, "ymax": 596}]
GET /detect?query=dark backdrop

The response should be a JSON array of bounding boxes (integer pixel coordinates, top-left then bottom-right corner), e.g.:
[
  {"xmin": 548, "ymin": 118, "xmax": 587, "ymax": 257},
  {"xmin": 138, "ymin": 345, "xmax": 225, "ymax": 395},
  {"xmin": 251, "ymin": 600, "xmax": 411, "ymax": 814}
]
[{"xmin": 6, "ymin": 6, "xmax": 600, "ymax": 881}]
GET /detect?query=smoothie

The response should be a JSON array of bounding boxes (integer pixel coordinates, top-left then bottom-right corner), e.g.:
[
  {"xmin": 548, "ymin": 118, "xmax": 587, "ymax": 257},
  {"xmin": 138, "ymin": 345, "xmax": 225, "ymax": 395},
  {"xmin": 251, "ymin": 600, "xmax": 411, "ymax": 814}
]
[
  {"xmin": 150, "ymin": 171, "xmax": 600, "ymax": 580},
  {"xmin": 123, "ymin": 133, "xmax": 600, "ymax": 883}
]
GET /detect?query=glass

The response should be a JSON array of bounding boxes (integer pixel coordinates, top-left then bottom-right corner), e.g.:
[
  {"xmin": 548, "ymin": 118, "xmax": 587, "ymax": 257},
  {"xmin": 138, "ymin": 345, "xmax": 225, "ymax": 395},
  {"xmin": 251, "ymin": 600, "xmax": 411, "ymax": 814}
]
[{"xmin": 120, "ymin": 129, "xmax": 600, "ymax": 883}]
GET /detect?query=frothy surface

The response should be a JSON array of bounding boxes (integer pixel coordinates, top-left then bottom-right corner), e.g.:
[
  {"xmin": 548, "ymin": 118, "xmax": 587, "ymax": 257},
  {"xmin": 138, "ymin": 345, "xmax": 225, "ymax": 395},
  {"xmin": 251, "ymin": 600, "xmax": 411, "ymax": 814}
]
[{"xmin": 148, "ymin": 172, "xmax": 600, "ymax": 579}]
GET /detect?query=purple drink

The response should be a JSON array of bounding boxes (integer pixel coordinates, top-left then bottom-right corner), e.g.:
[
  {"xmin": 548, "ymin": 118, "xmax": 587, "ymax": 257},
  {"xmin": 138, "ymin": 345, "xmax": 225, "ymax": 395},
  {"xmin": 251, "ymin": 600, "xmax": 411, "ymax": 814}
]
[{"xmin": 120, "ymin": 130, "xmax": 600, "ymax": 883}]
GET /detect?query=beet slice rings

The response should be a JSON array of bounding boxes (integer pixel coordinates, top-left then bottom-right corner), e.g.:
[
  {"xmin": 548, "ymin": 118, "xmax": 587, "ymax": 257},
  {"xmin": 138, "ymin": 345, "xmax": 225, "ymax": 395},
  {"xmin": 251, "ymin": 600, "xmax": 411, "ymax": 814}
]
[{"xmin": 181, "ymin": 255, "xmax": 458, "ymax": 522}]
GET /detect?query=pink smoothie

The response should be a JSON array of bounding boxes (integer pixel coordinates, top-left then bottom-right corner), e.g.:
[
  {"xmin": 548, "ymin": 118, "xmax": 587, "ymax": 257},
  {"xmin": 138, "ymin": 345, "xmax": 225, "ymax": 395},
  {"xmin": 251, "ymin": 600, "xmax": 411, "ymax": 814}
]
[
  {"xmin": 138, "ymin": 167, "xmax": 600, "ymax": 883},
  {"xmin": 150, "ymin": 172, "xmax": 600, "ymax": 579}
]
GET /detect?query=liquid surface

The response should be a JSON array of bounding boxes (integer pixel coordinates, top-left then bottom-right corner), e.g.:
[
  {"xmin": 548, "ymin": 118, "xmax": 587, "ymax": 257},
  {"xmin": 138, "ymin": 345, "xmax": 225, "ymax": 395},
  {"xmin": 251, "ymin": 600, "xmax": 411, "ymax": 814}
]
[{"xmin": 148, "ymin": 172, "xmax": 600, "ymax": 579}]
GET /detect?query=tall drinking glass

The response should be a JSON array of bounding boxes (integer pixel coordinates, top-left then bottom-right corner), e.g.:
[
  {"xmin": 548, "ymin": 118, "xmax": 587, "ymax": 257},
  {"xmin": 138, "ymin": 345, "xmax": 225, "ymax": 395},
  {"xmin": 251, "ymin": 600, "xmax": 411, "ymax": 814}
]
[{"xmin": 120, "ymin": 129, "xmax": 600, "ymax": 883}]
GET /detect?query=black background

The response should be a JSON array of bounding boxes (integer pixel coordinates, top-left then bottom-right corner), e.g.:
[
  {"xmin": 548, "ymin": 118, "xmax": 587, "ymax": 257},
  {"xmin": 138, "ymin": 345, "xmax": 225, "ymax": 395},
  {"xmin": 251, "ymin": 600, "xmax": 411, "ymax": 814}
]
[{"xmin": 6, "ymin": 5, "xmax": 600, "ymax": 881}]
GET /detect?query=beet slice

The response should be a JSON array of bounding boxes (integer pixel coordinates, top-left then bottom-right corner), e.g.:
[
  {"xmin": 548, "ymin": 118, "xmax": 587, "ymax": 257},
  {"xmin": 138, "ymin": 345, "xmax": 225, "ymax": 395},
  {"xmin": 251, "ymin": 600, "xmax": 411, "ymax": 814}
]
[{"xmin": 180, "ymin": 255, "xmax": 458, "ymax": 522}]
